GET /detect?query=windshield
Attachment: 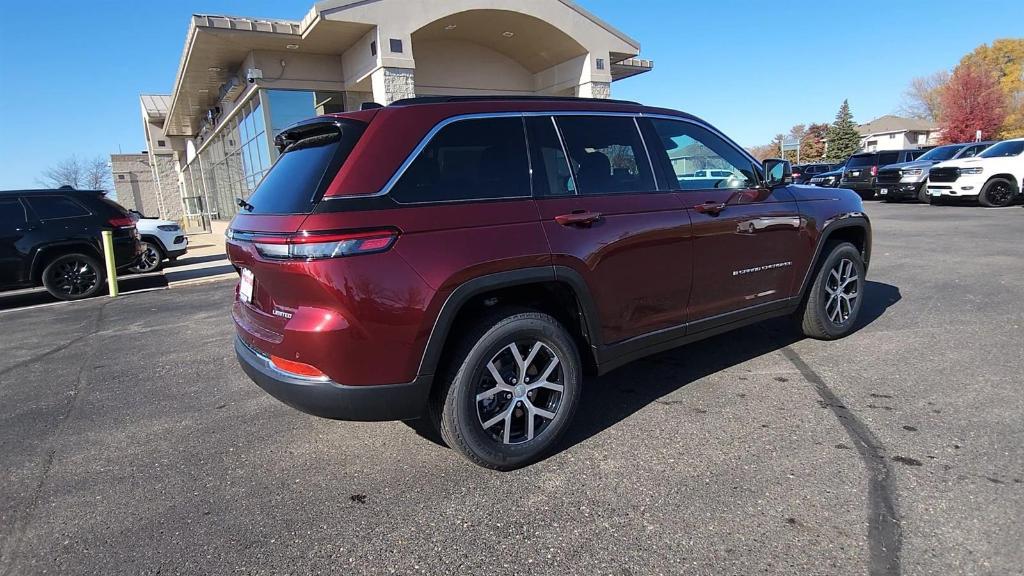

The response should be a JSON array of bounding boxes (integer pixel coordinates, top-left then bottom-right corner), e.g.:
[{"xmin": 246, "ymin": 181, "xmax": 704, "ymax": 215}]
[
  {"xmin": 979, "ymin": 140, "xmax": 1024, "ymax": 158},
  {"xmin": 846, "ymin": 154, "xmax": 876, "ymax": 168},
  {"xmin": 917, "ymin": 145, "xmax": 962, "ymax": 162},
  {"xmin": 243, "ymin": 120, "xmax": 366, "ymax": 214}
]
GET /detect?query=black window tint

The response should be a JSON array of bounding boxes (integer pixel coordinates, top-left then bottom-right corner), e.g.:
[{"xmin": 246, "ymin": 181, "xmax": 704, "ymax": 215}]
[
  {"xmin": 526, "ymin": 116, "xmax": 574, "ymax": 197},
  {"xmin": 847, "ymin": 154, "xmax": 876, "ymax": 168},
  {"xmin": 647, "ymin": 118, "xmax": 756, "ymax": 190},
  {"xmin": 556, "ymin": 116, "xmax": 655, "ymax": 195},
  {"xmin": 0, "ymin": 199, "xmax": 27, "ymax": 230},
  {"xmin": 247, "ymin": 121, "xmax": 366, "ymax": 214},
  {"xmin": 26, "ymin": 195, "xmax": 90, "ymax": 220},
  {"xmin": 879, "ymin": 152, "xmax": 899, "ymax": 165},
  {"xmin": 392, "ymin": 117, "xmax": 530, "ymax": 203}
]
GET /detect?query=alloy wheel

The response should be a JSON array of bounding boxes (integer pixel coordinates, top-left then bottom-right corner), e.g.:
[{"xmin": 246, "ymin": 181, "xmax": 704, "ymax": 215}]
[
  {"xmin": 475, "ymin": 340, "xmax": 564, "ymax": 444},
  {"xmin": 136, "ymin": 244, "xmax": 161, "ymax": 272},
  {"xmin": 986, "ymin": 182, "xmax": 1013, "ymax": 207},
  {"xmin": 50, "ymin": 259, "xmax": 99, "ymax": 296},
  {"xmin": 824, "ymin": 258, "xmax": 859, "ymax": 325}
]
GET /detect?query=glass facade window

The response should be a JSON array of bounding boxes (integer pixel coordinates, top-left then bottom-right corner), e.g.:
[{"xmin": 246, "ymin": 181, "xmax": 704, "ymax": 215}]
[{"xmin": 183, "ymin": 89, "xmax": 347, "ymax": 221}]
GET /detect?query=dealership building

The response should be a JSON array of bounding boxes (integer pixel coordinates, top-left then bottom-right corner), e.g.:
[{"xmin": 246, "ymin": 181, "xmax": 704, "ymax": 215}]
[{"xmin": 129, "ymin": 0, "xmax": 652, "ymax": 229}]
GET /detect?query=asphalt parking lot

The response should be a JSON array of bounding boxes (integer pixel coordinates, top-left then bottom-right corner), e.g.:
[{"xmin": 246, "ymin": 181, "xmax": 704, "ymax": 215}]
[{"xmin": 1, "ymin": 202, "xmax": 1021, "ymax": 576}]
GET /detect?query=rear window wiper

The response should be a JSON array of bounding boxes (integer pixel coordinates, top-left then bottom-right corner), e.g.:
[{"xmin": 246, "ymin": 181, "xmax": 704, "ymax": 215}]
[{"xmin": 236, "ymin": 197, "xmax": 254, "ymax": 212}]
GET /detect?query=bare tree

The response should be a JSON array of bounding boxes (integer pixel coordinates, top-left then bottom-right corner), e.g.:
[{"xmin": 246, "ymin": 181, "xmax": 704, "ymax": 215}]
[
  {"xmin": 38, "ymin": 155, "xmax": 112, "ymax": 192},
  {"xmin": 897, "ymin": 71, "xmax": 950, "ymax": 121}
]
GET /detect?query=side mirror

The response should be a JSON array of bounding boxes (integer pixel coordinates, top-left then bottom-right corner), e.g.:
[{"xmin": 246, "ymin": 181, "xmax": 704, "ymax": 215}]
[{"xmin": 763, "ymin": 158, "xmax": 793, "ymax": 187}]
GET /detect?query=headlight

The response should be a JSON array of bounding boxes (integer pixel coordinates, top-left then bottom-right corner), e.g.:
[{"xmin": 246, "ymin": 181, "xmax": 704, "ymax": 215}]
[
  {"xmin": 157, "ymin": 224, "xmax": 180, "ymax": 232},
  {"xmin": 901, "ymin": 169, "xmax": 923, "ymax": 176},
  {"xmin": 960, "ymin": 167, "xmax": 983, "ymax": 175}
]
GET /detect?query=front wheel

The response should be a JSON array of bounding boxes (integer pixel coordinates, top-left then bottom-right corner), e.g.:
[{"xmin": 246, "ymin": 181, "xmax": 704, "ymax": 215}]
[
  {"xmin": 431, "ymin": 309, "xmax": 582, "ymax": 470},
  {"xmin": 979, "ymin": 178, "xmax": 1017, "ymax": 208},
  {"xmin": 798, "ymin": 242, "xmax": 865, "ymax": 340},
  {"xmin": 41, "ymin": 253, "xmax": 105, "ymax": 300},
  {"xmin": 917, "ymin": 186, "xmax": 930, "ymax": 203}
]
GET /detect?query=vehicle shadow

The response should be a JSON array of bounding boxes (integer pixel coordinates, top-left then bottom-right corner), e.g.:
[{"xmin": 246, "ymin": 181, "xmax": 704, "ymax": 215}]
[
  {"xmin": 406, "ymin": 281, "xmax": 902, "ymax": 461},
  {"xmin": 554, "ymin": 280, "xmax": 901, "ymax": 456},
  {"xmin": 164, "ymin": 253, "xmax": 228, "ymax": 267}
]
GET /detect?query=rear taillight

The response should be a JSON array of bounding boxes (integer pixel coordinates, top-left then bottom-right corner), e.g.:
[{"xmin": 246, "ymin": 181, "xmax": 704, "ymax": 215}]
[
  {"xmin": 871, "ymin": 166, "xmax": 878, "ymax": 177},
  {"xmin": 108, "ymin": 216, "xmax": 135, "ymax": 228},
  {"xmin": 251, "ymin": 229, "xmax": 398, "ymax": 260},
  {"xmin": 792, "ymin": 172, "xmax": 801, "ymax": 178}
]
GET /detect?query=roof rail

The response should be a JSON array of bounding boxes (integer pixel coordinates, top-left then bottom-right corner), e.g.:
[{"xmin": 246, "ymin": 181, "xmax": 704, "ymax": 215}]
[{"xmin": 388, "ymin": 95, "xmax": 642, "ymax": 107}]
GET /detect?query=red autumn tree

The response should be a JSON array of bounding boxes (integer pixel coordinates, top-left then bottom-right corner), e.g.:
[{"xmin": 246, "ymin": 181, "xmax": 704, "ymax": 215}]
[{"xmin": 939, "ymin": 62, "xmax": 1007, "ymax": 143}]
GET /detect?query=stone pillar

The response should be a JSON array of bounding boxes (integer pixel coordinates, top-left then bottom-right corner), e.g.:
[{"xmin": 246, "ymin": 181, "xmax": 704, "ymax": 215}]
[
  {"xmin": 344, "ymin": 91, "xmax": 376, "ymax": 111},
  {"xmin": 577, "ymin": 81, "xmax": 611, "ymax": 99},
  {"xmin": 371, "ymin": 67, "xmax": 415, "ymax": 105}
]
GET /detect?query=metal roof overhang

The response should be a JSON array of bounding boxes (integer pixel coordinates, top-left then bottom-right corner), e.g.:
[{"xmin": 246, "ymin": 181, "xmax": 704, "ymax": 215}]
[{"xmin": 165, "ymin": 15, "xmax": 372, "ymax": 136}]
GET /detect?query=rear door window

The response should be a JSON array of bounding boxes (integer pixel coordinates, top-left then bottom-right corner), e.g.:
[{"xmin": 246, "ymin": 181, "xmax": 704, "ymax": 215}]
[
  {"xmin": 392, "ymin": 116, "xmax": 530, "ymax": 203},
  {"xmin": 0, "ymin": 198, "xmax": 27, "ymax": 231},
  {"xmin": 555, "ymin": 116, "xmax": 656, "ymax": 195},
  {"xmin": 878, "ymin": 152, "xmax": 900, "ymax": 165},
  {"xmin": 526, "ymin": 116, "xmax": 575, "ymax": 197},
  {"xmin": 25, "ymin": 195, "xmax": 91, "ymax": 220},
  {"xmin": 245, "ymin": 120, "xmax": 366, "ymax": 214}
]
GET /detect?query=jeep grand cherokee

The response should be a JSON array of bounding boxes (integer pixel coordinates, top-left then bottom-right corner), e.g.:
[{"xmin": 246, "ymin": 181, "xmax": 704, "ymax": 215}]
[{"xmin": 227, "ymin": 96, "xmax": 871, "ymax": 470}]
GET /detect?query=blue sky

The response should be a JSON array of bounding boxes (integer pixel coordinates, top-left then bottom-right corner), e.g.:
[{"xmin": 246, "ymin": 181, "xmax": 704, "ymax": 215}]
[{"xmin": 1, "ymin": 0, "xmax": 1022, "ymax": 189}]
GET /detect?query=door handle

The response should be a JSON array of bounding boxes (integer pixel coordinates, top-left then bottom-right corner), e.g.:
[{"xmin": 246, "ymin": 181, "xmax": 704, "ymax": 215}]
[
  {"xmin": 694, "ymin": 201, "xmax": 727, "ymax": 215},
  {"xmin": 555, "ymin": 210, "xmax": 602, "ymax": 227}
]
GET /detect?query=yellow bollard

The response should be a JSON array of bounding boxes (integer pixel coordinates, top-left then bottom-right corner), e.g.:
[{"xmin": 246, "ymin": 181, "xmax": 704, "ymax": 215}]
[{"xmin": 101, "ymin": 230, "xmax": 119, "ymax": 298}]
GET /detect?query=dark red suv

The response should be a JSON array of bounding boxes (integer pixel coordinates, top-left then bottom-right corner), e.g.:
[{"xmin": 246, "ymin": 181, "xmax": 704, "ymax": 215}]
[{"xmin": 227, "ymin": 96, "xmax": 871, "ymax": 469}]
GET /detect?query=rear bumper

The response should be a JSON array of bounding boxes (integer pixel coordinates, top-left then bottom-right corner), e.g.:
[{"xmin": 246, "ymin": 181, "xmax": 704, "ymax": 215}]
[{"xmin": 234, "ymin": 336, "xmax": 432, "ymax": 421}]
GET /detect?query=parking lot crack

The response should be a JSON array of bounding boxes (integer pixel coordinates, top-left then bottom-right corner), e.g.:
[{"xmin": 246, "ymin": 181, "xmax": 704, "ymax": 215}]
[
  {"xmin": 781, "ymin": 346, "xmax": 901, "ymax": 576},
  {"xmin": 0, "ymin": 300, "xmax": 110, "ymax": 576}
]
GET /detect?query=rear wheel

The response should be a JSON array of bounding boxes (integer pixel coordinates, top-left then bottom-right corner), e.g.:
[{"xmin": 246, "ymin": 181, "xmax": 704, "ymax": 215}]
[
  {"xmin": 41, "ymin": 253, "xmax": 105, "ymax": 300},
  {"xmin": 430, "ymin": 309, "xmax": 582, "ymax": 470},
  {"xmin": 978, "ymin": 178, "xmax": 1017, "ymax": 207},
  {"xmin": 798, "ymin": 242, "xmax": 865, "ymax": 340},
  {"xmin": 129, "ymin": 241, "xmax": 163, "ymax": 273}
]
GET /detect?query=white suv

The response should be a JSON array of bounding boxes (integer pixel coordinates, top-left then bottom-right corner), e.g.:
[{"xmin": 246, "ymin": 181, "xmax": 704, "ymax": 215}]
[
  {"xmin": 128, "ymin": 211, "xmax": 188, "ymax": 273},
  {"xmin": 926, "ymin": 139, "xmax": 1024, "ymax": 206}
]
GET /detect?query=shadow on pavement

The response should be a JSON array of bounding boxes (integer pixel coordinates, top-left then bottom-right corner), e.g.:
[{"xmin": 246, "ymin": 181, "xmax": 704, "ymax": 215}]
[
  {"xmin": 406, "ymin": 281, "xmax": 903, "ymax": 457},
  {"xmin": 557, "ymin": 281, "xmax": 901, "ymax": 455}
]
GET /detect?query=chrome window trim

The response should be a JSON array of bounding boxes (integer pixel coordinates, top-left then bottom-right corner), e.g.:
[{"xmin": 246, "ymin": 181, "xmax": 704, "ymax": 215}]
[
  {"xmin": 320, "ymin": 109, "xmax": 758, "ymax": 203},
  {"xmin": 634, "ymin": 116, "xmax": 660, "ymax": 191}
]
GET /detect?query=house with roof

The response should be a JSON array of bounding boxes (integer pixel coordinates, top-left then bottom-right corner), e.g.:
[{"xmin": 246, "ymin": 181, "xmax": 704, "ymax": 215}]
[{"xmin": 857, "ymin": 115, "xmax": 941, "ymax": 152}]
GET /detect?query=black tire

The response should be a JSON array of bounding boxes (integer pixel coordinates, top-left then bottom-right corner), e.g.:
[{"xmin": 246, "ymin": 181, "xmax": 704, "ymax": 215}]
[
  {"xmin": 978, "ymin": 178, "xmax": 1017, "ymax": 208},
  {"xmin": 916, "ymin": 185, "xmax": 930, "ymax": 204},
  {"xmin": 429, "ymin": 308, "xmax": 582, "ymax": 470},
  {"xmin": 129, "ymin": 241, "xmax": 164, "ymax": 273},
  {"xmin": 41, "ymin": 253, "xmax": 105, "ymax": 301},
  {"xmin": 798, "ymin": 242, "xmax": 865, "ymax": 340}
]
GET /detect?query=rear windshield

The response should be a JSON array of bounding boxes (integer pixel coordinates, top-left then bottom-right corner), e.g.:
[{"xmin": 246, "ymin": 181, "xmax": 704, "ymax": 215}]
[
  {"xmin": 243, "ymin": 120, "xmax": 366, "ymax": 214},
  {"xmin": 846, "ymin": 154, "xmax": 876, "ymax": 168},
  {"xmin": 917, "ymin": 145, "xmax": 961, "ymax": 162},
  {"xmin": 979, "ymin": 140, "xmax": 1024, "ymax": 158}
]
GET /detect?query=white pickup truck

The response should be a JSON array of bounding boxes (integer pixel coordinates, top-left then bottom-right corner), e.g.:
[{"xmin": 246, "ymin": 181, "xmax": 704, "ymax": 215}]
[{"xmin": 926, "ymin": 139, "xmax": 1024, "ymax": 206}]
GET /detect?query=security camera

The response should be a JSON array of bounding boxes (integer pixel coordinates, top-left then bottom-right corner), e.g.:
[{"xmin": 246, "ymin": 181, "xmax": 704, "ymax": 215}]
[{"xmin": 245, "ymin": 68, "xmax": 263, "ymax": 84}]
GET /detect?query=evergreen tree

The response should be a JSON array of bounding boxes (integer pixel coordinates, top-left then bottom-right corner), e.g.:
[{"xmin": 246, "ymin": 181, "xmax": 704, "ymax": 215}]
[{"xmin": 825, "ymin": 100, "xmax": 861, "ymax": 161}]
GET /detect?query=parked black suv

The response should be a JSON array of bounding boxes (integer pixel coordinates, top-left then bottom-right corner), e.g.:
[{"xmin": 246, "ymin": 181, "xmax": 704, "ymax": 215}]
[
  {"xmin": 792, "ymin": 163, "xmax": 841, "ymax": 184},
  {"xmin": 0, "ymin": 189, "xmax": 142, "ymax": 300},
  {"xmin": 840, "ymin": 149, "xmax": 925, "ymax": 199}
]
